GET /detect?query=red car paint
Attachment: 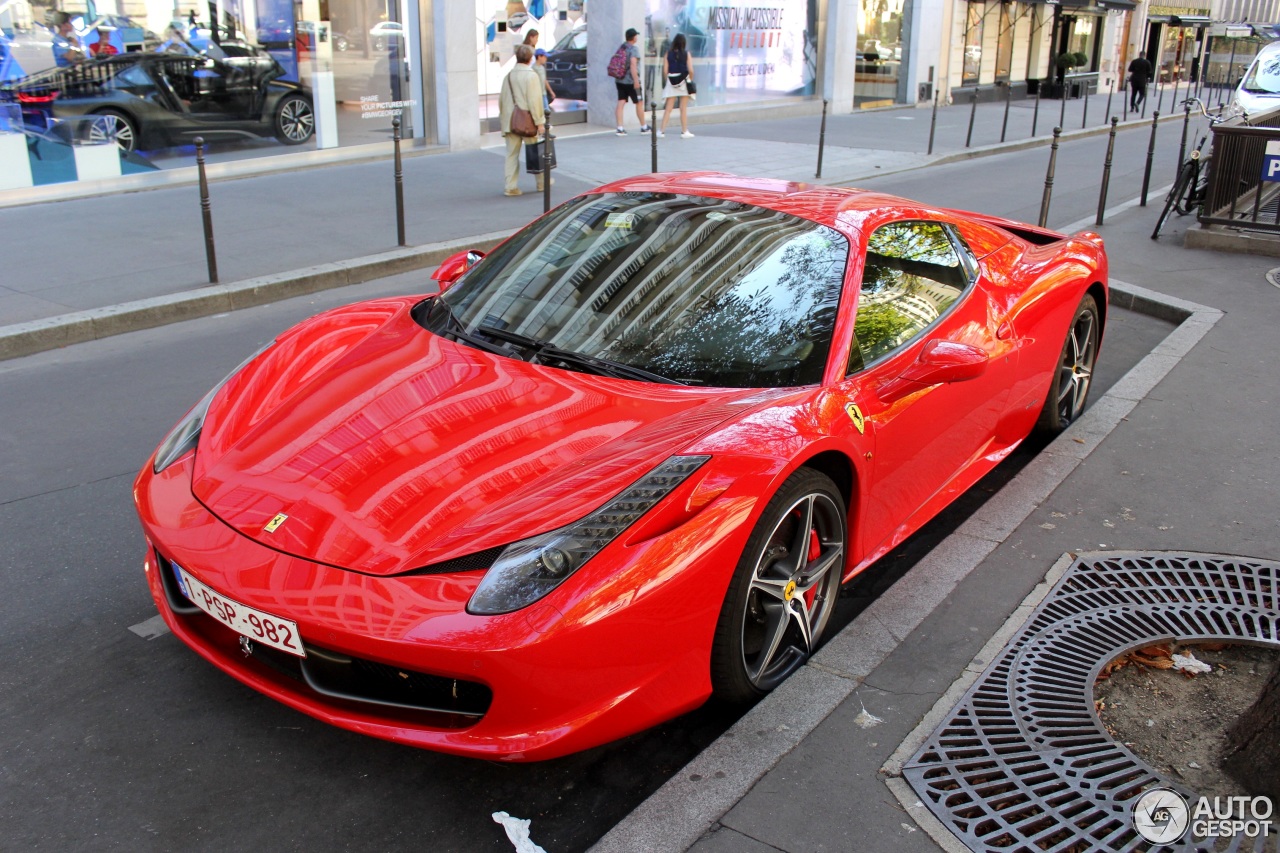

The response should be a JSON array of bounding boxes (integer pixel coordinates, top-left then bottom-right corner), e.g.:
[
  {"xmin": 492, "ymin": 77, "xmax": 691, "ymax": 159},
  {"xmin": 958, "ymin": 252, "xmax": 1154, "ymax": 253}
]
[{"xmin": 135, "ymin": 172, "xmax": 1108, "ymax": 760}]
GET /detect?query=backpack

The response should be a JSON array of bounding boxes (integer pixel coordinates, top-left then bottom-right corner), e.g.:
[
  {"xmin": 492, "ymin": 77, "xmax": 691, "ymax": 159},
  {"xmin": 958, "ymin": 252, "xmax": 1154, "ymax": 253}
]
[{"xmin": 607, "ymin": 43, "xmax": 630, "ymax": 79}]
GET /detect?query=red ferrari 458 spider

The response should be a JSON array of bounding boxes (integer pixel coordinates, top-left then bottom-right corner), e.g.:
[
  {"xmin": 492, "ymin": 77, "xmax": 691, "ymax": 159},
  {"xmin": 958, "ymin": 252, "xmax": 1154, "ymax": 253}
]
[{"xmin": 135, "ymin": 173, "xmax": 1107, "ymax": 760}]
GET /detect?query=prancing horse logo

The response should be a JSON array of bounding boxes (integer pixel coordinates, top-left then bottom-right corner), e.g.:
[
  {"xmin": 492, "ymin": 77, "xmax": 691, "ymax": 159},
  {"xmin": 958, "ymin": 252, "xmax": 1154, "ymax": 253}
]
[
  {"xmin": 845, "ymin": 402, "xmax": 866, "ymax": 435},
  {"xmin": 264, "ymin": 513, "xmax": 289, "ymax": 533}
]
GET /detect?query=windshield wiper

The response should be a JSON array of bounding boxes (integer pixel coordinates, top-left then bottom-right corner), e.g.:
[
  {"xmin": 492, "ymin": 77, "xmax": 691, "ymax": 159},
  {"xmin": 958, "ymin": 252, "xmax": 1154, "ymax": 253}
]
[
  {"xmin": 476, "ymin": 324, "xmax": 686, "ymax": 385},
  {"xmin": 431, "ymin": 299, "xmax": 512, "ymax": 357}
]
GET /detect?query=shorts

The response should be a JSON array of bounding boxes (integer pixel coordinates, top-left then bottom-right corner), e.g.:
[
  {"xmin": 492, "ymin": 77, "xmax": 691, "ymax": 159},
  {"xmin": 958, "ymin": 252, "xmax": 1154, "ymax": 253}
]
[{"xmin": 615, "ymin": 81, "xmax": 640, "ymax": 103}]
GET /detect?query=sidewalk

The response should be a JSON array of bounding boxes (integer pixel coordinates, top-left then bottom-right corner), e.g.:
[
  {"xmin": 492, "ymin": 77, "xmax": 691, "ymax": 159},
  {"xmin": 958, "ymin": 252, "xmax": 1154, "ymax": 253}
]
[{"xmin": 0, "ymin": 86, "xmax": 1203, "ymax": 360}]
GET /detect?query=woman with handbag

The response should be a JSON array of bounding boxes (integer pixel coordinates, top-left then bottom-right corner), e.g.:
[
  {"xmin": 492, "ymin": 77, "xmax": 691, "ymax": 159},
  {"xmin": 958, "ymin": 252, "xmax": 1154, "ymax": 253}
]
[
  {"xmin": 499, "ymin": 44, "xmax": 546, "ymax": 197},
  {"xmin": 658, "ymin": 34, "xmax": 695, "ymax": 139}
]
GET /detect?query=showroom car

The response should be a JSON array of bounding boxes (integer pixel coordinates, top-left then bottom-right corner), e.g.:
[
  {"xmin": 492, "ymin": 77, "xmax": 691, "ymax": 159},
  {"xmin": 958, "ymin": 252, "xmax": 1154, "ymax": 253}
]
[
  {"xmin": 545, "ymin": 26, "xmax": 587, "ymax": 102},
  {"xmin": 1, "ymin": 45, "xmax": 313, "ymax": 152},
  {"xmin": 134, "ymin": 172, "xmax": 1108, "ymax": 761}
]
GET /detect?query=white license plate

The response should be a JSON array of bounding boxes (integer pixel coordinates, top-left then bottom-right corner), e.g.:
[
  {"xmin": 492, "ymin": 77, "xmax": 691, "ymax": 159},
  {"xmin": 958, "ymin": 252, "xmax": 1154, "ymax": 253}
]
[{"xmin": 174, "ymin": 565, "xmax": 305, "ymax": 658}]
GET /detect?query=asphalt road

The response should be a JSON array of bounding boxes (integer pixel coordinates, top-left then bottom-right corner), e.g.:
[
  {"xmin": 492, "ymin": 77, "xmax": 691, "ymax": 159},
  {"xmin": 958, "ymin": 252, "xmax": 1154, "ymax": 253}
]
[{"xmin": 0, "ymin": 145, "xmax": 1180, "ymax": 852}]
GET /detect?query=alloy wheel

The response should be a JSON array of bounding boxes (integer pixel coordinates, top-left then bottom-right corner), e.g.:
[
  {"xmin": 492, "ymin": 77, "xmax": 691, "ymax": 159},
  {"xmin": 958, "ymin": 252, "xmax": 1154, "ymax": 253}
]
[
  {"xmin": 1055, "ymin": 305, "xmax": 1097, "ymax": 425},
  {"xmin": 278, "ymin": 98, "xmax": 314, "ymax": 143},
  {"xmin": 740, "ymin": 491, "xmax": 844, "ymax": 691}
]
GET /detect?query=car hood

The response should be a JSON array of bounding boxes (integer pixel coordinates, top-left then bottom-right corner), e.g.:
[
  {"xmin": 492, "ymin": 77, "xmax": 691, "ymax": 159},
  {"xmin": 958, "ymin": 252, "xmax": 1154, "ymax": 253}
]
[{"xmin": 191, "ymin": 297, "xmax": 756, "ymax": 576}]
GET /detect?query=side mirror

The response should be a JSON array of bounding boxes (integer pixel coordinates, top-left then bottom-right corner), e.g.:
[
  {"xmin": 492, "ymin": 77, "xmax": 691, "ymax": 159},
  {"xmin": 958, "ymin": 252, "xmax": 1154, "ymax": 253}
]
[
  {"xmin": 431, "ymin": 249, "xmax": 484, "ymax": 292},
  {"xmin": 877, "ymin": 340, "xmax": 989, "ymax": 402},
  {"xmin": 900, "ymin": 340, "xmax": 989, "ymax": 385}
]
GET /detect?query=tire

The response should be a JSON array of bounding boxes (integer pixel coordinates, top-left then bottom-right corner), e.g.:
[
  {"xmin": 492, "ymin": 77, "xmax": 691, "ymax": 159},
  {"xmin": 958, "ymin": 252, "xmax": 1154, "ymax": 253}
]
[
  {"xmin": 274, "ymin": 94, "xmax": 314, "ymax": 145},
  {"xmin": 1152, "ymin": 160, "xmax": 1193, "ymax": 239},
  {"xmin": 89, "ymin": 108, "xmax": 137, "ymax": 154},
  {"xmin": 334, "ymin": 34, "xmax": 349, "ymax": 51},
  {"xmin": 710, "ymin": 468, "xmax": 847, "ymax": 703},
  {"xmin": 1035, "ymin": 293, "xmax": 1100, "ymax": 434}
]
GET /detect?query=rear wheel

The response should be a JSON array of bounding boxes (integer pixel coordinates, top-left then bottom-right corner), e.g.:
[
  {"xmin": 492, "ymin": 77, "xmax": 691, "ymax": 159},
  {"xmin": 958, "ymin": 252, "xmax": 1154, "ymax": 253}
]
[
  {"xmin": 274, "ymin": 94, "xmax": 314, "ymax": 144},
  {"xmin": 711, "ymin": 468, "xmax": 846, "ymax": 703},
  {"xmin": 1035, "ymin": 293, "xmax": 1100, "ymax": 433},
  {"xmin": 90, "ymin": 108, "xmax": 137, "ymax": 153}
]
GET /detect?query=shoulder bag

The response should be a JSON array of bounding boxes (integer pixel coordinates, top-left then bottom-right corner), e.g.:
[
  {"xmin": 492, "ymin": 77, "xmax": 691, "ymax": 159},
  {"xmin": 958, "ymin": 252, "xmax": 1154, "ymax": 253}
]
[{"xmin": 506, "ymin": 74, "xmax": 538, "ymax": 138}]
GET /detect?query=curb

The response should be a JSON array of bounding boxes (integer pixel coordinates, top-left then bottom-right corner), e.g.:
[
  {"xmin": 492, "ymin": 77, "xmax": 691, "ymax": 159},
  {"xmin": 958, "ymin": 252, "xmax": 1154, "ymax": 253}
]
[
  {"xmin": 0, "ymin": 231, "xmax": 509, "ymax": 362},
  {"xmin": 588, "ymin": 278, "xmax": 1224, "ymax": 853}
]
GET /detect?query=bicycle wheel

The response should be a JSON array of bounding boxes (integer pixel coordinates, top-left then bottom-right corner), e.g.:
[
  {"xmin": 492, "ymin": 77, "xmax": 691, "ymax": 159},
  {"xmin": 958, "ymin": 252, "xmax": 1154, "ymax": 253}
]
[{"xmin": 1153, "ymin": 160, "xmax": 1195, "ymax": 239}]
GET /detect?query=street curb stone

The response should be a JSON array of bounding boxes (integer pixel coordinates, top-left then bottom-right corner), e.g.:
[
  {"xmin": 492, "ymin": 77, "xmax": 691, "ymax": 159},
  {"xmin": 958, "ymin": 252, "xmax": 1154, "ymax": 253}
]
[{"xmin": 0, "ymin": 232, "xmax": 509, "ymax": 362}]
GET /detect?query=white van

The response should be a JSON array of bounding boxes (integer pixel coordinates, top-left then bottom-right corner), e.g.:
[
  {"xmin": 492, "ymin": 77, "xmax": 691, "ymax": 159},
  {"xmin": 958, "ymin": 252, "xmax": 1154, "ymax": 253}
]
[{"xmin": 1233, "ymin": 41, "xmax": 1280, "ymax": 116}]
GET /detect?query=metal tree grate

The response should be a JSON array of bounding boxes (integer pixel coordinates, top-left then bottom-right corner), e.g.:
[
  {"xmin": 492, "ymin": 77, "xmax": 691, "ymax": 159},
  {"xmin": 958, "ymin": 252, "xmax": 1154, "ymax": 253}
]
[{"xmin": 902, "ymin": 552, "xmax": 1279, "ymax": 853}]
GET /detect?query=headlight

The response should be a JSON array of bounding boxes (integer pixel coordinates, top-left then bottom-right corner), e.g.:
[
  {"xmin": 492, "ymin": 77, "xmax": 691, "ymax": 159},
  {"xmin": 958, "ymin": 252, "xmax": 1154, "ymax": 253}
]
[
  {"xmin": 467, "ymin": 455, "xmax": 710, "ymax": 615},
  {"xmin": 152, "ymin": 342, "xmax": 273, "ymax": 474}
]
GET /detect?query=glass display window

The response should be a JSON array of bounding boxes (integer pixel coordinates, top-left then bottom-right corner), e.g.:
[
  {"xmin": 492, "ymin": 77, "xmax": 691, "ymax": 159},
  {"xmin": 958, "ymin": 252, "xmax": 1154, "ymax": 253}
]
[
  {"xmin": 855, "ymin": 0, "xmax": 905, "ymax": 107},
  {"xmin": 962, "ymin": 2, "xmax": 983, "ymax": 85}
]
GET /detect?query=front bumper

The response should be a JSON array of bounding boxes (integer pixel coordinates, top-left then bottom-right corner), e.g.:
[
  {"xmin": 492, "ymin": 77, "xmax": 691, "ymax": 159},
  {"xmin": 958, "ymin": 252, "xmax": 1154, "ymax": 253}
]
[{"xmin": 136, "ymin": 455, "xmax": 754, "ymax": 760}]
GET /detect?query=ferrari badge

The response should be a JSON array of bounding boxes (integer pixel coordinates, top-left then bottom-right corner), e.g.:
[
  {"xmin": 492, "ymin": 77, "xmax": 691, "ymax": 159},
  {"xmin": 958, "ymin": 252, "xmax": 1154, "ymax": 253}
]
[
  {"xmin": 845, "ymin": 403, "xmax": 866, "ymax": 435},
  {"xmin": 264, "ymin": 513, "xmax": 289, "ymax": 533}
]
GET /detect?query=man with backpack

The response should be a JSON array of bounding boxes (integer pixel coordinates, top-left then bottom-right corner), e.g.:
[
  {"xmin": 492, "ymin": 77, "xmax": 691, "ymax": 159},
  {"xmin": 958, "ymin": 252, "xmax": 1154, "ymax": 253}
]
[{"xmin": 610, "ymin": 28, "xmax": 651, "ymax": 136}]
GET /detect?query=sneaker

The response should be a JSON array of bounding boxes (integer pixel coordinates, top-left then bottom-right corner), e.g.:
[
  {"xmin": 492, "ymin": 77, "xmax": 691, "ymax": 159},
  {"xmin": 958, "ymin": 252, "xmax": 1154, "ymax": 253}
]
[
  {"xmin": 681, "ymin": 131, "xmax": 695, "ymax": 139},
  {"xmin": 504, "ymin": 188, "xmax": 522, "ymax": 196},
  {"xmin": 656, "ymin": 130, "xmax": 665, "ymax": 138},
  {"xmin": 615, "ymin": 127, "xmax": 626, "ymax": 136},
  {"xmin": 639, "ymin": 125, "xmax": 651, "ymax": 133}
]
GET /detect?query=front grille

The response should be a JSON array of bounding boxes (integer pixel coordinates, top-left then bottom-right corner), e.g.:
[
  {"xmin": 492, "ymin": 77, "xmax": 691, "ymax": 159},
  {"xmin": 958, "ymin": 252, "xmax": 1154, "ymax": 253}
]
[
  {"xmin": 401, "ymin": 545, "xmax": 504, "ymax": 576},
  {"xmin": 155, "ymin": 550, "xmax": 492, "ymax": 722}
]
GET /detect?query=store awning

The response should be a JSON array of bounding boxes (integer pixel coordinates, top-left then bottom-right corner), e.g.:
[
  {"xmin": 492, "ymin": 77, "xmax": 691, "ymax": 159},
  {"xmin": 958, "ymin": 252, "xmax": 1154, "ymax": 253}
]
[{"xmin": 1148, "ymin": 14, "xmax": 1214, "ymax": 26}]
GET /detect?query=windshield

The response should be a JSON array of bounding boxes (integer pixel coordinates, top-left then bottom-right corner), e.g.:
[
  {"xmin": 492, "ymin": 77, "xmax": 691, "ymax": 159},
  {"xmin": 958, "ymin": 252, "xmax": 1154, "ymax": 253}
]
[
  {"xmin": 425, "ymin": 192, "xmax": 848, "ymax": 388},
  {"xmin": 1242, "ymin": 53, "xmax": 1280, "ymax": 95}
]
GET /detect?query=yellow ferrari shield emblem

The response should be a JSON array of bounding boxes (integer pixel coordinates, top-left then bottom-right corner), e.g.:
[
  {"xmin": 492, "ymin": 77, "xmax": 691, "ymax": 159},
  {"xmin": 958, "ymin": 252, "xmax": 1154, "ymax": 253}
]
[
  {"xmin": 845, "ymin": 402, "xmax": 866, "ymax": 435},
  {"xmin": 264, "ymin": 513, "xmax": 289, "ymax": 533},
  {"xmin": 784, "ymin": 580, "xmax": 797, "ymax": 601}
]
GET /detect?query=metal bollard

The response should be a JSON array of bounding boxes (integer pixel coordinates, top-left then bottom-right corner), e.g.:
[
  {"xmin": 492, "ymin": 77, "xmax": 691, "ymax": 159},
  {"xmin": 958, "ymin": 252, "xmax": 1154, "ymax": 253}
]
[
  {"xmin": 965, "ymin": 89, "xmax": 977, "ymax": 147},
  {"xmin": 1142, "ymin": 80, "xmax": 1149, "ymax": 118},
  {"xmin": 1140, "ymin": 110, "xmax": 1160, "ymax": 206},
  {"xmin": 1000, "ymin": 82, "xmax": 1011, "ymax": 143},
  {"xmin": 1124, "ymin": 80, "xmax": 1129, "ymax": 122},
  {"xmin": 1178, "ymin": 100, "xmax": 1191, "ymax": 177},
  {"xmin": 816, "ymin": 98, "xmax": 828, "ymax": 178},
  {"xmin": 543, "ymin": 110, "xmax": 553, "ymax": 214},
  {"xmin": 1081, "ymin": 85, "xmax": 1089, "ymax": 129},
  {"xmin": 1156, "ymin": 78, "xmax": 1165, "ymax": 113},
  {"xmin": 1059, "ymin": 85, "xmax": 1067, "ymax": 129},
  {"xmin": 1032, "ymin": 82, "xmax": 1041, "ymax": 136},
  {"xmin": 927, "ymin": 92, "xmax": 939, "ymax": 155},
  {"xmin": 194, "ymin": 137, "xmax": 217, "ymax": 284},
  {"xmin": 1096, "ymin": 117, "xmax": 1119, "ymax": 226},
  {"xmin": 1171, "ymin": 76, "xmax": 1180, "ymax": 114},
  {"xmin": 392, "ymin": 117, "xmax": 406, "ymax": 247},
  {"xmin": 1038, "ymin": 127, "xmax": 1061, "ymax": 228},
  {"xmin": 1105, "ymin": 77, "xmax": 1115, "ymax": 124},
  {"xmin": 650, "ymin": 100, "xmax": 658, "ymax": 174}
]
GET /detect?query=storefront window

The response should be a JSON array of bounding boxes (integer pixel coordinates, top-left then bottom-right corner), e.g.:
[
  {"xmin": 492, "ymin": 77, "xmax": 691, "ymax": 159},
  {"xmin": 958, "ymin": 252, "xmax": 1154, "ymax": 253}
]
[
  {"xmin": 477, "ymin": 0, "xmax": 584, "ymax": 133},
  {"xmin": 1, "ymin": 0, "xmax": 424, "ymax": 186},
  {"xmin": 1157, "ymin": 25, "xmax": 1196, "ymax": 84},
  {"xmin": 962, "ymin": 2, "xmax": 983, "ymax": 85},
  {"xmin": 855, "ymin": 0, "xmax": 906, "ymax": 107},
  {"xmin": 646, "ymin": 0, "xmax": 818, "ymax": 107},
  {"xmin": 994, "ymin": 3, "xmax": 1013, "ymax": 82},
  {"xmin": 1067, "ymin": 16, "xmax": 1096, "ymax": 72}
]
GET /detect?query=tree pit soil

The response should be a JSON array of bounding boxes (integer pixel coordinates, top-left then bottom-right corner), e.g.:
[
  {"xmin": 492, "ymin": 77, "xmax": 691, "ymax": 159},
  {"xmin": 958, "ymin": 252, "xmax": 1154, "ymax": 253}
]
[{"xmin": 1095, "ymin": 641, "xmax": 1278, "ymax": 800}]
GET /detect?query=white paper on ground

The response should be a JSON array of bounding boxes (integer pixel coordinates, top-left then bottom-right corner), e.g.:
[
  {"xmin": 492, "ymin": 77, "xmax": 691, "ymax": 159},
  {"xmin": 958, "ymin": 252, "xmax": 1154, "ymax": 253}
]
[{"xmin": 492, "ymin": 811, "xmax": 547, "ymax": 853}]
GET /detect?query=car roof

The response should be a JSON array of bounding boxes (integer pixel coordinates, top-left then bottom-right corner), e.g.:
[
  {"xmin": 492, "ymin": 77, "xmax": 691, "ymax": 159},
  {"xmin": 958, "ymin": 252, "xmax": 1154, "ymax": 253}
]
[{"xmin": 589, "ymin": 171, "xmax": 948, "ymax": 241}]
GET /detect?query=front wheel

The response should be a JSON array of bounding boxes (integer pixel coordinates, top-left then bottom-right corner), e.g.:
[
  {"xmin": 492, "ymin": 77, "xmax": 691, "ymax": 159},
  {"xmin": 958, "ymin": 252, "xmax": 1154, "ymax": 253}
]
[
  {"xmin": 1035, "ymin": 293, "xmax": 1100, "ymax": 434},
  {"xmin": 710, "ymin": 468, "xmax": 847, "ymax": 703},
  {"xmin": 274, "ymin": 94, "xmax": 314, "ymax": 145}
]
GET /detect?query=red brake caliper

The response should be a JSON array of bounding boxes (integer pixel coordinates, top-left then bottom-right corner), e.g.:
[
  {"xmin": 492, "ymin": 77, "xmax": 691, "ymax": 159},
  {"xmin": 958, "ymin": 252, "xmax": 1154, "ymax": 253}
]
[{"xmin": 804, "ymin": 528, "xmax": 821, "ymax": 607}]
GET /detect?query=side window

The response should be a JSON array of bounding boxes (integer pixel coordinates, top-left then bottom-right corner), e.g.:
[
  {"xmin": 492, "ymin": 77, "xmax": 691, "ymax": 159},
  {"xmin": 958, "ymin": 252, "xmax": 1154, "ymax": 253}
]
[{"xmin": 849, "ymin": 221, "xmax": 969, "ymax": 373}]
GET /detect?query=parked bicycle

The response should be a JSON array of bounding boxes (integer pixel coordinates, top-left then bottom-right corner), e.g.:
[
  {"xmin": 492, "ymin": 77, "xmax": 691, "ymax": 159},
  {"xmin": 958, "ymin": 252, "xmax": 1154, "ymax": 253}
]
[{"xmin": 1152, "ymin": 98, "xmax": 1233, "ymax": 239}]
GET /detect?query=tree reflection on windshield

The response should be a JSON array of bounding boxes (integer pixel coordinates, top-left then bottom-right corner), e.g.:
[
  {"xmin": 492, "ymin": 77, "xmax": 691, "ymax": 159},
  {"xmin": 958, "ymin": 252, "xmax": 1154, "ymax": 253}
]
[{"xmin": 439, "ymin": 193, "xmax": 849, "ymax": 388}]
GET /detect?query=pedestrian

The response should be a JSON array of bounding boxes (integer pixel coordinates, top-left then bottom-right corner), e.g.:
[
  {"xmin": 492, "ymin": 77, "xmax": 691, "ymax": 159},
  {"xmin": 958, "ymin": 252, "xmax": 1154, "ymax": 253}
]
[
  {"xmin": 1128, "ymin": 51, "xmax": 1153, "ymax": 112},
  {"xmin": 51, "ymin": 17, "xmax": 84, "ymax": 67},
  {"xmin": 187, "ymin": 8, "xmax": 198, "ymax": 29},
  {"xmin": 523, "ymin": 29, "xmax": 538, "ymax": 49},
  {"xmin": 614, "ymin": 27, "xmax": 650, "ymax": 136},
  {"xmin": 658, "ymin": 33, "xmax": 694, "ymax": 138},
  {"xmin": 499, "ymin": 43, "xmax": 547, "ymax": 197},
  {"xmin": 90, "ymin": 26, "xmax": 118, "ymax": 58},
  {"xmin": 534, "ymin": 47, "xmax": 555, "ymax": 111}
]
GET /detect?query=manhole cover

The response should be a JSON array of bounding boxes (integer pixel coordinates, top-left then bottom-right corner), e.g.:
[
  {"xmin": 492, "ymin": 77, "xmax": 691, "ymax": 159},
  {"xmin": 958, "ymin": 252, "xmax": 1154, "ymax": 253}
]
[
  {"xmin": 902, "ymin": 552, "xmax": 1279, "ymax": 852},
  {"xmin": 1266, "ymin": 267, "xmax": 1280, "ymax": 289}
]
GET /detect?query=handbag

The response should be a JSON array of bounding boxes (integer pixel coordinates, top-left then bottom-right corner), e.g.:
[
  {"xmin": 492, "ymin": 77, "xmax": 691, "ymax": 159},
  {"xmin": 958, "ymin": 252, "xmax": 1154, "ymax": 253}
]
[
  {"xmin": 525, "ymin": 136, "xmax": 557, "ymax": 174},
  {"xmin": 686, "ymin": 79, "xmax": 697, "ymax": 96},
  {"xmin": 506, "ymin": 74, "xmax": 538, "ymax": 138}
]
